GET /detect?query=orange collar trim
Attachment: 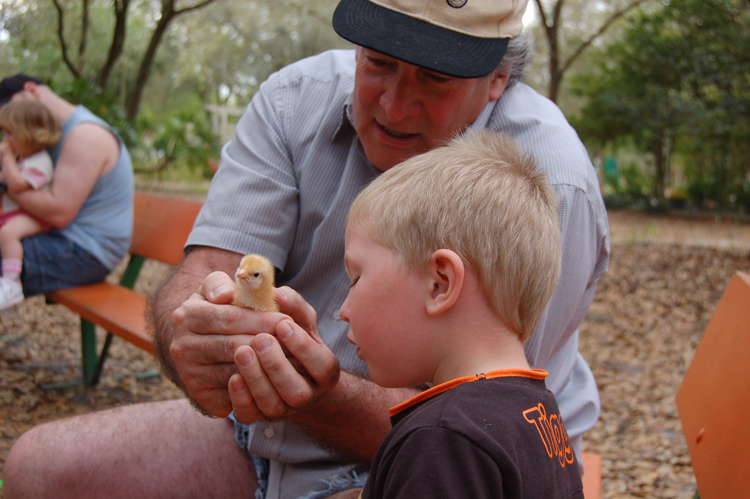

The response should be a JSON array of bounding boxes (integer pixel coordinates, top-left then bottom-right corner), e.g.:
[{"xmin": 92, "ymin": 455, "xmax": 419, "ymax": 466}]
[{"xmin": 389, "ymin": 368, "xmax": 549, "ymax": 418}]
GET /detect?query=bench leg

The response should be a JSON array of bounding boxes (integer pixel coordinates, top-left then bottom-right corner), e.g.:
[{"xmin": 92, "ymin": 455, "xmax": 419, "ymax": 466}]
[
  {"xmin": 42, "ymin": 321, "xmax": 113, "ymax": 390},
  {"xmin": 81, "ymin": 320, "xmax": 99, "ymax": 383}
]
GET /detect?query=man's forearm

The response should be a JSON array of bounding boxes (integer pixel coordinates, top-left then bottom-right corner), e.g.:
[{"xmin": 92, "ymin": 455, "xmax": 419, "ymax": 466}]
[
  {"xmin": 150, "ymin": 247, "xmax": 240, "ymax": 389},
  {"xmin": 150, "ymin": 271, "xmax": 188, "ymax": 390},
  {"xmin": 292, "ymin": 371, "xmax": 420, "ymax": 463}
]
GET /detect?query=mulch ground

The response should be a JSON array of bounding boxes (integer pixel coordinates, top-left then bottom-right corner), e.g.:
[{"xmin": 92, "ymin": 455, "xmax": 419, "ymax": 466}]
[{"xmin": 1, "ymin": 208, "xmax": 750, "ymax": 498}]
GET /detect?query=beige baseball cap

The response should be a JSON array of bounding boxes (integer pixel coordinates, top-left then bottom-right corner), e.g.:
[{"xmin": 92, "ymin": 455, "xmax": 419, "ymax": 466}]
[{"xmin": 332, "ymin": 0, "xmax": 529, "ymax": 78}]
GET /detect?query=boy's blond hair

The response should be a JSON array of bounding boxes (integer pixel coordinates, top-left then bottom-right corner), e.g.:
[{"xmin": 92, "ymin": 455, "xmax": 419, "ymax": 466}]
[
  {"xmin": 348, "ymin": 130, "xmax": 562, "ymax": 342},
  {"xmin": 0, "ymin": 100, "xmax": 61, "ymax": 153}
]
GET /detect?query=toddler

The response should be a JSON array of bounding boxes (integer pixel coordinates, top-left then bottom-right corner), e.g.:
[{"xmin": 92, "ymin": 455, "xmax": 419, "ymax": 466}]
[{"xmin": 0, "ymin": 99, "xmax": 61, "ymax": 308}]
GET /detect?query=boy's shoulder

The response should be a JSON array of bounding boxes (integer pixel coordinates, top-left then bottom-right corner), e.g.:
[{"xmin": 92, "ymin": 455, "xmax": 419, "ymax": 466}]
[{"xmin": 365, "ymin": 374, "xmax": 583, "ymax": 499}]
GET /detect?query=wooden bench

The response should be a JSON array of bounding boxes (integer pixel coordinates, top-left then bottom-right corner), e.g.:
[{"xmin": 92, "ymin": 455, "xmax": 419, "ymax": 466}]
[
  {"xmin": 676, "ymin": 270, "xmax": 750, "ymax": 498},
  {"xmin": 582, "ymin": 452, "xmax": 601, "ymax": 499},
  {"xmin": 45, "ymin": 193, "xmax": 202, "ymax": 388}
]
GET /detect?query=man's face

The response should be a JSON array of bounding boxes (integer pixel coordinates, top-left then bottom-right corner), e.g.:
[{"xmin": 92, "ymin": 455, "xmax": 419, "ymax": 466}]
[
  {"xmin": 352, "ymin": 47, "xmax": 509, "ymax": 171},
  {"xmin": 9, "ymin": 83, "xmax": 39, "ymax": 103}
]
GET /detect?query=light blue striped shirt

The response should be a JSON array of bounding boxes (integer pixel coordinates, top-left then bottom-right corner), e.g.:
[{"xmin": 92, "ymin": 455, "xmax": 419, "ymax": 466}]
[{"xmin": 187, "ymin": 49, "xmax": 610, "ymax": 499}]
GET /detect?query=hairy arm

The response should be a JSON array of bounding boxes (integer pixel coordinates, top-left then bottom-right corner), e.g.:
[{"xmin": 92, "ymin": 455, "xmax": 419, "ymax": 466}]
[
  {"xmin": 292, "ymin": 372, "xmax": 419, "ymax": 463},
  {"xmin": 151, "ymin": 246, "xmax": 245, "ymax": 400},
  {"xmin": 11, "ymin": 124, "xmax": 119, "ymax": 228}
]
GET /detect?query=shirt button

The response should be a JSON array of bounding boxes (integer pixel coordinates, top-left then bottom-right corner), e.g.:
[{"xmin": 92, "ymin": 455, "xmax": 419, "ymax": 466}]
[
  {"xmin": 333, "ymin": 310, "xmax": 341, "ymax": 321},
  {"xmin": 264, "ymin": 428, "xmax": 275, "ymax": 438}
]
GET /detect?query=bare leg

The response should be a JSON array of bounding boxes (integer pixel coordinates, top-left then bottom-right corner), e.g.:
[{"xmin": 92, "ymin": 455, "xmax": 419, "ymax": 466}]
[
  {"xmin": 0, "ymin": 214, "xmax": 46, "ymax": 259},
  {"xmin": 4, "ymin": 398, "xmax": 258, "ymax": 499}
]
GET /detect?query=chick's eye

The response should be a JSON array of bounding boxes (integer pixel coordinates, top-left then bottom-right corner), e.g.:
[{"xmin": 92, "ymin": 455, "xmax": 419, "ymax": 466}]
[{"xmin": 253, "ymin": 273, "xmax": 260, "ymax": 278}]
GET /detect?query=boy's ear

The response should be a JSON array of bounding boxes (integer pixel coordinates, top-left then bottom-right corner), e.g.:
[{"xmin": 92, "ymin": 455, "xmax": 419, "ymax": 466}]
[{"xmin": 425, "ymin": 249, "xmax": 464, "ymax": 316}]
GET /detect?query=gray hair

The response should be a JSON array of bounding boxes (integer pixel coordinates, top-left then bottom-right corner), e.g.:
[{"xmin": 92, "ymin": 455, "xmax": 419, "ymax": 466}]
[{"xmin": 495, "ymin": 33, "xmax": 535, "ymax": 88}]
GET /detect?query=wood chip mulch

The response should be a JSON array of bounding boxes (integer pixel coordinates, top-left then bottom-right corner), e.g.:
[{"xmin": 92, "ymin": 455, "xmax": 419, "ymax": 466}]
[{"xmin": 2, "ymin": 209, "xmax": 750, "ymax": 498}]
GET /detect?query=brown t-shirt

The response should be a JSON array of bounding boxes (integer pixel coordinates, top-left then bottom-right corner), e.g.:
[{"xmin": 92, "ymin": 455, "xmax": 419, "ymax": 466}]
[{"xmin": 361, "ymin": 369, "xmax": 584, "ymax": 499}]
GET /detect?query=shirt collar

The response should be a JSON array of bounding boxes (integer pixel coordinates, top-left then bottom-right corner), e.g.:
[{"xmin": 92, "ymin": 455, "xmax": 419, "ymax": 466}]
[
  {"xmin": 332, "ymin": 94, "xmax": 356, "ymax": 143},
  {"xmin": 389, "ymin": 368, "xmax": 549, "ymax": 424}
]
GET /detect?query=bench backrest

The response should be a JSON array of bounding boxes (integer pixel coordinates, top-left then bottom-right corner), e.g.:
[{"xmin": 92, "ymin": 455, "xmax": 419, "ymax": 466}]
[
  {"xmin": 676, "ymin": 270, "xmax": 750, "ymax": 498},
  {"xmin": 131, "ymin": 193, "xmax": 203, "ymax": 265}
]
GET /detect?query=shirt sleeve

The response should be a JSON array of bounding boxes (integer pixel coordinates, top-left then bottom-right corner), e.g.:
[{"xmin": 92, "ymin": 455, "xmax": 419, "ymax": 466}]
[
  {"xmin": 185, "ymin": 71, "xmax": 300, "ymax": 270},
  {"xmin": 19, "ymin": 152, "xmax": 54, "ymax": 190},
  {"xmin": 367, "ymin": 428, "xmax": 506, "ymax": 499},
  {"xmin": 524, "ymin": 183, "xmax": 610, "ymax": 376}
]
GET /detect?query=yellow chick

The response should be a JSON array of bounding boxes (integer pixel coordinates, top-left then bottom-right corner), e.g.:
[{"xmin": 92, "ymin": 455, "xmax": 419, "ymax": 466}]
[{"xmin": 231, "ymin": 254, "xmax": 279, "ymax": 312}]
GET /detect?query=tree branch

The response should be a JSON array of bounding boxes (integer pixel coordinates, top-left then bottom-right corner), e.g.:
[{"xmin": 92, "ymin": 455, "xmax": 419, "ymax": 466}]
[
  {"xmin": 560, "ymin": 0, "xmax": 645, "ymax": 76},
  {"xmin": 77, "ymin": 0, "xmax": 89, "ymax": 72},
  {"xmin": 50, "ymin": 0, "xmax": 81, "ymax": 79},
  {"xmin": 533, "ymin": 0, "xmax": 550, "ymax": 29},
  {"xmin": 174, "ymin": 0, "xmax": 216, "ymax": 16}
]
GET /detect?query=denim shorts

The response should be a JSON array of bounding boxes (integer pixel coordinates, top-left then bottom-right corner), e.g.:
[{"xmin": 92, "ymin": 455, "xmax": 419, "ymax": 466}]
[
  {"xmin": 12, "ymin": 231, "xmax": 111, "ymax": 296},
  {"xmin": 230, "ymin": 413, "xmax": 368, "ymax": 499}
]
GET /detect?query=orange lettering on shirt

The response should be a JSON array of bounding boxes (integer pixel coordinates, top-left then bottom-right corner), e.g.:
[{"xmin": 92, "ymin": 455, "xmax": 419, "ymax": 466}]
[{"xmin": 523, "ymin": 403, "xmax": 575, "ymax": 467}]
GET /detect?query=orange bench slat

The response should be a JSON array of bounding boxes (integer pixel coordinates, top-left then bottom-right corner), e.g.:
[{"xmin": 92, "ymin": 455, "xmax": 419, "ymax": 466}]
[
  {"xmin": 48, "ymin": 283, "xmax": 153, "ymax": 354},
  {"xmin": 581, "ymin": 452, "xmax": 601, "ymax": 499}
]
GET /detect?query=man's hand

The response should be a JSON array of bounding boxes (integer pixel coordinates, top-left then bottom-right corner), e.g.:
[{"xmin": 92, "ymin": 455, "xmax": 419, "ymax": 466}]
[
  {"xmin": 170, "ymin": 271, "xmax": 289, "ymax": 418},
  {"xmin": 228, "ymin": 286, "xmax": 341, "ymax": 423}
]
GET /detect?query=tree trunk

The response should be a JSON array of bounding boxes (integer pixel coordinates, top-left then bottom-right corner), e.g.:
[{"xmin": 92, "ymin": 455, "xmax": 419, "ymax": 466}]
[
  {"xmin": 76, "ymin": 0, "xmax": 89, "ymax": 72},
  {"xmin": 533, "ymin": 0, "xmax": 646, "ymax": 103},
  {"xmin": 126, "ymin": 0, "xmax": 175, "ymax": 119},
  {"xmin": 97, "ymin": 0, "xmax": 130, "ymax": 89},
  {"xmin": 125, "ymin": 0, "xmax": 216, "ymax": 119},
  {"xmin": 51, "ymin": 0, "xmax": 81, "ymax": 79},
  {"xmin": 652, "ymin": 136, "xmax": 666, "ymax": 202}
]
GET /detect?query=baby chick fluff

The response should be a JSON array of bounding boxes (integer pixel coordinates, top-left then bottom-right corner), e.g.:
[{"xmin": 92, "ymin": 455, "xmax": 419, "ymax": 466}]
[{"xmin": 231, "ymin": 254, "xmax": 279, "ymax": 312}]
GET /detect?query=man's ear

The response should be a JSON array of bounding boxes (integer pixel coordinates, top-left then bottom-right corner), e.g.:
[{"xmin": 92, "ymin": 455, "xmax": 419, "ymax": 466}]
[
  {"xmin": 425, "ymin": 249, "xmax": 464, "ymax": 316},
  {"xmin": 488, "ymin": 72, "xmax": 510, "ymax": 102},
  {"xmin": 23, "ymin": 81, "xmax": 38, "ymax": 92}
]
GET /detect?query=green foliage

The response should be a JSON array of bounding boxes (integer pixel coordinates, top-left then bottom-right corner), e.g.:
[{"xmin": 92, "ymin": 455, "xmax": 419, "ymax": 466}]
[
  {"xmin": 573, "ymin": 0, "xmax": 750, "ymax": 211},
  {"xmin": 58, "ymin": 79, "xmax": 138, "ymax": 149},
  {"xmin": 132, "ymin": 102, "xmax": 220, "ymax": 178},
  {"xmin": 601, "ymin": 162, "xmax": 654, "ymax": 209}
]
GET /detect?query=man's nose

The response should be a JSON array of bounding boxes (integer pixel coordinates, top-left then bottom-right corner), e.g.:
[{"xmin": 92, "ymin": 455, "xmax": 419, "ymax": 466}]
[{"xmin": 380, "ymin": 74, "xmax": 420, "ymax": 123}]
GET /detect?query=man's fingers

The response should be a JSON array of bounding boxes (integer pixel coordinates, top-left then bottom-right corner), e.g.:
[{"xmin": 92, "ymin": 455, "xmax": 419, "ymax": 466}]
[
  {"xmin": 228, "ymin": 374, "xmax": 263, "ymax": 423},
  {"xmin": 275, "ymin": 286, "xmax": 320, "ymax": 340},
  {"xmin": 235, "ymin": 342, "xmax": 295, "ymax": 418},
  {"xmin": 197, "ymin": 271, "xmax": 236, "ymax": 304},
  {"xmin": 276, "ymin": 321, "xmax": 340, "ymax": 390},
  {"xmin": 176, "ymin": 294, "xmax": 286, "ymax": 338}
]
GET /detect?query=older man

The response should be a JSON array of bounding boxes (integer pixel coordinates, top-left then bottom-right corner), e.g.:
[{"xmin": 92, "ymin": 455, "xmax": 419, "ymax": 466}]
[{"xmin": 4, "ymin": 0, "xmax": 608, "ymax": 498}]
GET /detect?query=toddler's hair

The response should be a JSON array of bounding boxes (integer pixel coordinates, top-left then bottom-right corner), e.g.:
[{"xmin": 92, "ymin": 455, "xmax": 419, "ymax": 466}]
[
  {"xmin": 0, "ymin": 100, "xmax": 61, "ymax": 153},
  {"xmin": 348, "ymin": 130, "xmax": 562, "ymax": 341}
]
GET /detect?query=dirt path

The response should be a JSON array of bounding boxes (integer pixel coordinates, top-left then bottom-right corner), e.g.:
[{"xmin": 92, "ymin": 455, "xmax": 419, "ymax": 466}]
[
  {"xmin": 1, "ymin": 208, "xmax": 749, "ymax": 498},
  {"xmin": 608, "ymin": 209, "xmax": 750, "ymax": 250}
]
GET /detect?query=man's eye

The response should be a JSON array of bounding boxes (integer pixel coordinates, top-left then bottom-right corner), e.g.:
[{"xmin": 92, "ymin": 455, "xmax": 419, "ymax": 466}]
[
  {"xmin": 367, "ymin": 57, "xmax": 388, "ymax": 67},
  {"xmin": 426, "ymin": 72, "xmax": 451, "ymax": 84},
  {"xmin": 346, "ymin": 278, "xmax": 359, "ymax": 289}
]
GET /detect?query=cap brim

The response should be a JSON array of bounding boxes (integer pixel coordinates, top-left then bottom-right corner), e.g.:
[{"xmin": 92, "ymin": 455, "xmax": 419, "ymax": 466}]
[{"xmin": 333, "ymin": 0, "xmax": 509, "ymax": 79}]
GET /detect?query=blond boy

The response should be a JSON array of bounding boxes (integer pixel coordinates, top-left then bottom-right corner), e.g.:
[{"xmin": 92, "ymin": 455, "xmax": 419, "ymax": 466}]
[{"xmin": 339, "ymin": 130, "xmax": 584, "ymax": 498}]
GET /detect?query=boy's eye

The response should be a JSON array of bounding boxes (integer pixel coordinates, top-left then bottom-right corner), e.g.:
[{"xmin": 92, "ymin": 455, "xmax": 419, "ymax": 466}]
[{"xmin": 346, "ymin": 278, "xmax": 359, "ymax": 289}]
